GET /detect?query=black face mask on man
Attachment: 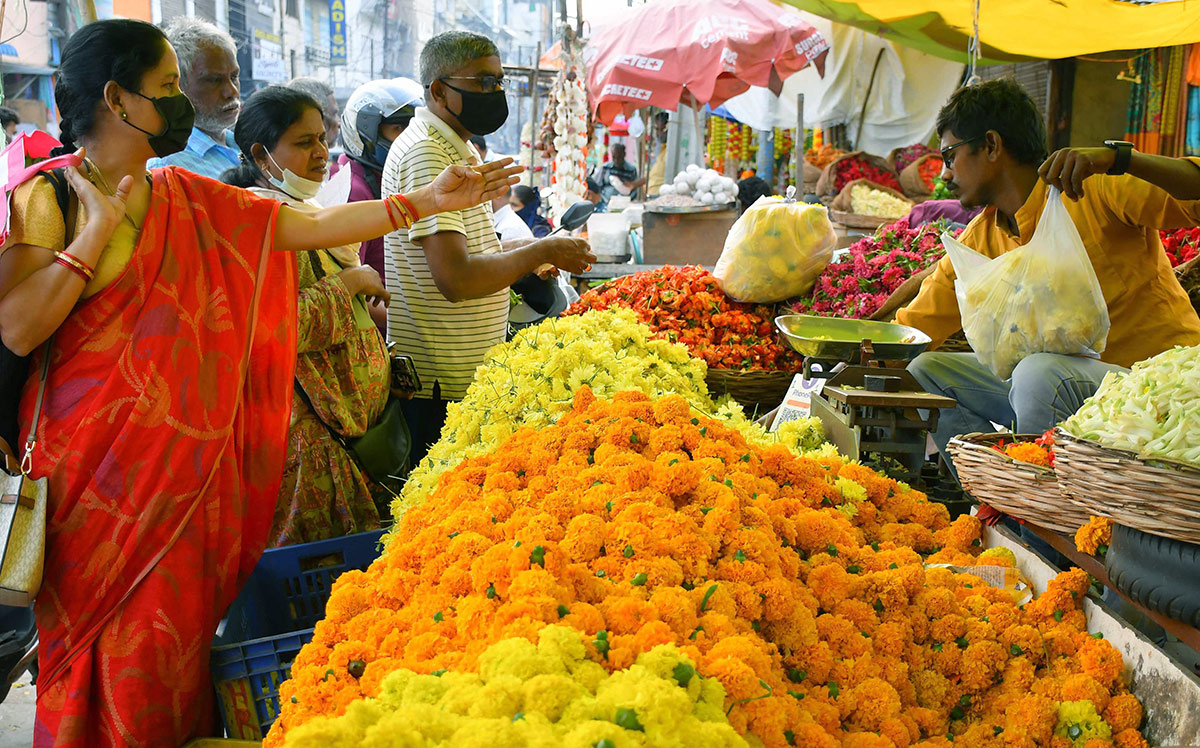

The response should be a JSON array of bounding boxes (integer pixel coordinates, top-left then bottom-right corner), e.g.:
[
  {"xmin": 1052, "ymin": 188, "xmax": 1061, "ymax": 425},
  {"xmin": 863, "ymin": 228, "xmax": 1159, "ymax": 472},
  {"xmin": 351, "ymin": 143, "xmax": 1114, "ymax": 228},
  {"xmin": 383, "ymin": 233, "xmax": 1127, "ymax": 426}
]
[
  {"xmin": 439, "ymin": 80, "xmax": 508, "ymax": 137},
  {"xmin": 123, "ymin": 91, "xmax": 196, "ymax": 158}
]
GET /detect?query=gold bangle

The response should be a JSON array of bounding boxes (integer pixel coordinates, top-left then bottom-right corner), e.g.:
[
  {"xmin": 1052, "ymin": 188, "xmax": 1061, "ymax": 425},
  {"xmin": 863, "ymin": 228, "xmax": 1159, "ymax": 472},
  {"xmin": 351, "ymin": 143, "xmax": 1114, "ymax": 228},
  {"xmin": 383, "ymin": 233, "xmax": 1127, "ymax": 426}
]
[
  {"xmin": 55, "ymin": 252, "xmax": 95, "ymax": 282},
  {"xmin": 388, "ymin": 195, "xmax": 413, "ymax": 228}
]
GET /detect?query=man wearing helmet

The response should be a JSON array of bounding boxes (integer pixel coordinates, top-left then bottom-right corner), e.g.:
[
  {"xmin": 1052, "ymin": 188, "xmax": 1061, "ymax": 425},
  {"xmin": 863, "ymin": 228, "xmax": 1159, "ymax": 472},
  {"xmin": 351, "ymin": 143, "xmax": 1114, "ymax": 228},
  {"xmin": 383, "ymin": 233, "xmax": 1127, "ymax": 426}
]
[{"xmin": 332, "ymin": 77, "xmax": 426, "ymax": 331}]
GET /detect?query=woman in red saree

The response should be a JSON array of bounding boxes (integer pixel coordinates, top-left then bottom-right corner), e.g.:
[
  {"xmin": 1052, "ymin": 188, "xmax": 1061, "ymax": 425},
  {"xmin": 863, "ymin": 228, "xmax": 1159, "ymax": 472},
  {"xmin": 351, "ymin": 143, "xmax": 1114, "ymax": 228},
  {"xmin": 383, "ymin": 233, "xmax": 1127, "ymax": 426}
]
[{"xmin": 0, "ymin": 19, "xmax": 523, "ymax": 747}]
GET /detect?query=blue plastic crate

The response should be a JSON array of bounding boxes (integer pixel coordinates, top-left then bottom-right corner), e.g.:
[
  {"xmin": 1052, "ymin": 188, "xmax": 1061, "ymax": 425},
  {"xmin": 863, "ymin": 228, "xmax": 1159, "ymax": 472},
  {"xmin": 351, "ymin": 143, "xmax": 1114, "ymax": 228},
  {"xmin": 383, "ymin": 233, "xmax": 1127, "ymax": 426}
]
[
  {"xmin": 211, "ymin": 629, "xmax": 313, "ymax": 739},
  {"xmin": 211, "ymin": 529, "xmax": 385, "ymax": 738},
  {"xmin": 218, "ymin": 528, "xmax": 385, "ymax": 644}
]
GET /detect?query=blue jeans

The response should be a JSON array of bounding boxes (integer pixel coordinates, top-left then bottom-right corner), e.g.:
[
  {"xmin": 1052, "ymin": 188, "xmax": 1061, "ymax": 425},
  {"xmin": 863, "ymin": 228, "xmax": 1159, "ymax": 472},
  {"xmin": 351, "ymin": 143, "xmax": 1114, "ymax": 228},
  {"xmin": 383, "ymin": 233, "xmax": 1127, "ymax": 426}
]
[{"xmin": 909, "ymin": 351, "xmax": 1126, "ymax": 477}]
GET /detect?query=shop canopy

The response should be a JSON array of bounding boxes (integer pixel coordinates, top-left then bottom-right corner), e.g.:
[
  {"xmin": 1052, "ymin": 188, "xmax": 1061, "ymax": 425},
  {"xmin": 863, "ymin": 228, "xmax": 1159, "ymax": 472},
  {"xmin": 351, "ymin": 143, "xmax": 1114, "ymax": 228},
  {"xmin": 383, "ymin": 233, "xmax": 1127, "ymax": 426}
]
[
  {"xmin": 777, "ymin": 0, "xmax": 1200, "ymax": 64},
  {"xmin": 584, "ymin": 0, "xmax": 831, "ymax": 125},
  {"xmin": 717, "ymin": 15, "xmax": 964, "ymax": 155}
]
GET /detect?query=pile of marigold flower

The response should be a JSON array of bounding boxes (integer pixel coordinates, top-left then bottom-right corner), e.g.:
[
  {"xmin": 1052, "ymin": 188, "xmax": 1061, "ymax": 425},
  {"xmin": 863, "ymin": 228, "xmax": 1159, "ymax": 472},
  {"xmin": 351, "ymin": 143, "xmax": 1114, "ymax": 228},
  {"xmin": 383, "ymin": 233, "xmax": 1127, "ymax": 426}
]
[
  {"xmin": 396, "ymin": 308, "xmax": 823, "ymax": 516},
  {"xmin": 565, "ymin": 265, "xmax": 801, "ymax": 371},
  {"xmin": 268, "ymin": 388, "xmax": 1149, "ymax": 748},
  {"xmin": 992, "ymin": 431, "xmax": 1056, "ymax": 469},
  {"xmin": 281, "ymin": 625, "xmax": 747, "ymax": 747}
]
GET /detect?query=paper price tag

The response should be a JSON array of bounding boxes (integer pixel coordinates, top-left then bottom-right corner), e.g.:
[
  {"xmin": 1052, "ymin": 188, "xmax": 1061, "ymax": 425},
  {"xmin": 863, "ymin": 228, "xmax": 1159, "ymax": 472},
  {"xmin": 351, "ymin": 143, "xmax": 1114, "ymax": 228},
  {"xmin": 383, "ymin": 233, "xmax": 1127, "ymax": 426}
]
[{"xmin": 770, "ymin": 373, "xmax": 826, "ymax": 432}]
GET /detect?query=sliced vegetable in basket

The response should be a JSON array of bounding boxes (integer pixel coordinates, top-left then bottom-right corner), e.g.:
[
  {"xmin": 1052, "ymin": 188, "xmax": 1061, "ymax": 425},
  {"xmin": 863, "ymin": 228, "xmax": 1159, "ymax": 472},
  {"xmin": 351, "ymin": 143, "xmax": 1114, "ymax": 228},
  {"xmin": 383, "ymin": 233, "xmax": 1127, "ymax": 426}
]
[{"xmin": 1062, "ymin": 344, "xmax": 1200, "ymax": 465}]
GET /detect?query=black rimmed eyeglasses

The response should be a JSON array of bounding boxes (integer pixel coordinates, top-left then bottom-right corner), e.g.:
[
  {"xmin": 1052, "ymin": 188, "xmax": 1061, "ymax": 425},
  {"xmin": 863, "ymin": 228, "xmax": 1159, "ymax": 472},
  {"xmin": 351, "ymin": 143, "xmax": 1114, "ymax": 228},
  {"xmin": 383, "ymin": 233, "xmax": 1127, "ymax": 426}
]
[
  {"xmin": 940, "ymin": 135, "xmax": 984, "ymax": 168},
  {"xmin": 440, "ymin": 75, "xmax": 507, "ymax": 93}
]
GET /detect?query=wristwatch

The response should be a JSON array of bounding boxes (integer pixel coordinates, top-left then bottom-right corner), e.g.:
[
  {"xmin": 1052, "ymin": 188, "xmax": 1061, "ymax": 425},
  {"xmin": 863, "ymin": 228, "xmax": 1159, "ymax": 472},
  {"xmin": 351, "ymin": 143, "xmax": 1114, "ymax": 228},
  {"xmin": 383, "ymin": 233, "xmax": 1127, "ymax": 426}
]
[{"xmin": 1103, "ymin": 140, "xmax": 1134, "ymax": 176}]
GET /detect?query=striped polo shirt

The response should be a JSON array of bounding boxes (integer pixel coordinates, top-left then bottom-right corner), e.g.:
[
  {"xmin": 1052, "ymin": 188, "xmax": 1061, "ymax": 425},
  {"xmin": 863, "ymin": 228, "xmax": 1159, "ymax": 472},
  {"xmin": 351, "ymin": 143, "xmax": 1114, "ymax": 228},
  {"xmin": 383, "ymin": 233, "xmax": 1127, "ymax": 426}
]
[{"xmin": 381, "ymin": 107, "xmax": 509, "ymax": 400}]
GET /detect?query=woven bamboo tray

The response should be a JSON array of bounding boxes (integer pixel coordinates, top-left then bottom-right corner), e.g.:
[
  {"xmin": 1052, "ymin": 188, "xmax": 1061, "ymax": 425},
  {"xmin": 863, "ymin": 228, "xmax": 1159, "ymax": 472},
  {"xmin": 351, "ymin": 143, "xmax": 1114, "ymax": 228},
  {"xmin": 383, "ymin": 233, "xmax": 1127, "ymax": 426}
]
[
  {"xmin": 947, "ymin": 432, "xmax": 1085, "ymax": 533},
  {"xmin": 705, "ymin": 368, "xmax": 794, "ymax": 415},
  {"xmin": 1054, "ymin": 427, "xmax": 1200, "ymax": 544},
  {"xmin": 830, "ymin": 210, "xmax": 894, "ymax": 230}
]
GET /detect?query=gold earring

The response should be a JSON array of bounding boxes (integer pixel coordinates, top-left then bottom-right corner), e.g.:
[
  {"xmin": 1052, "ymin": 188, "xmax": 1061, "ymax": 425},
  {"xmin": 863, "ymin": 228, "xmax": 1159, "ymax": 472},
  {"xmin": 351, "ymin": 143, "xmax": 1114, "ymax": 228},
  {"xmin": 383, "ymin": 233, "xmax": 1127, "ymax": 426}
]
[{"xmin": 120, "ymin": 111, "xmax": 127, "ymax": 119}]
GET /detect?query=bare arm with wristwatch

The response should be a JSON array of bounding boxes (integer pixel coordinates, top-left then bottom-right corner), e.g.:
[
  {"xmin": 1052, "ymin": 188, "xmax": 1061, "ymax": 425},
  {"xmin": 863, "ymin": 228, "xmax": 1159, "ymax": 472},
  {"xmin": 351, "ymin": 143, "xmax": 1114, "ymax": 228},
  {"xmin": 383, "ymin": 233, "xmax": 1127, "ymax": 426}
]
[{"xmin": 1040, "ymin": 140, "xmax": 1200, "ymax": 202}]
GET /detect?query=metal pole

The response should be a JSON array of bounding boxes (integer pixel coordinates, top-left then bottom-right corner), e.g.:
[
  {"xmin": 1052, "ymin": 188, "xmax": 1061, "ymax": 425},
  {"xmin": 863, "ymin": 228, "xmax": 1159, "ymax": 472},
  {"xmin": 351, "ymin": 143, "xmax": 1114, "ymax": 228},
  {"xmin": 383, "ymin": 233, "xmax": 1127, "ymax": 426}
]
[
  {"xmin": 855, "ymin": 49, "xmax": 885, "ymax": 151},
  {"xmin": 756, "ymin": 130, "xmax": 773, "ymax": 184},
  {"xmin": 663, "ymin": 105, "xmax": 681, "ymax": 181},
  {"xmin": 513, "ymin": 56, "xmax": 524, "ymax": 169},
  {"xmin": 529, "ymin": 42, "xmax": 542, "ymax": 184},
  {"xmin": 793, "ymin": 93, "xmax": 804, "ymax": 188}
]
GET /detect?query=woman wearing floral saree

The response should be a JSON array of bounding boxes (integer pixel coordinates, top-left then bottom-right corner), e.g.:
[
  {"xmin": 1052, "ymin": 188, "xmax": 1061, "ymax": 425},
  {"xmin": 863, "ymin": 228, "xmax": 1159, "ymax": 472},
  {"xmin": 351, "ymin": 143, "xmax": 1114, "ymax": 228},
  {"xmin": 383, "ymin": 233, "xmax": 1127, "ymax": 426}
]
[{"xmin": 0, "ymin": 18, "xmax": 522, "ymax": 747}]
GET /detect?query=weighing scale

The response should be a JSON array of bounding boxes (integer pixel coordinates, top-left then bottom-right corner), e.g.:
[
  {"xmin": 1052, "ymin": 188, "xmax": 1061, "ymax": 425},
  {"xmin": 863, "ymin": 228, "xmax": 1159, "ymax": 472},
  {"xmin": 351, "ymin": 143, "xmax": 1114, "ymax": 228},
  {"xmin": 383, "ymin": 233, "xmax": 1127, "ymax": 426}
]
[{"xmin": 776, "ymin": 315, "xmax": 957, "ymax": 484}]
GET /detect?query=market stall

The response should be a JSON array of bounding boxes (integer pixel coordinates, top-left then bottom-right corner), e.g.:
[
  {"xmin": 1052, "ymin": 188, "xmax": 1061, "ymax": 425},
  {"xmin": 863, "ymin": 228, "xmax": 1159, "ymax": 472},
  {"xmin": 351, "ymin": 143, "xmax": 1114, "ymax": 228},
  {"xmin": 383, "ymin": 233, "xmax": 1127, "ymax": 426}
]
[{"xmin": 193, "ymin": 7, "xmax": 1200, "ymax": 747}]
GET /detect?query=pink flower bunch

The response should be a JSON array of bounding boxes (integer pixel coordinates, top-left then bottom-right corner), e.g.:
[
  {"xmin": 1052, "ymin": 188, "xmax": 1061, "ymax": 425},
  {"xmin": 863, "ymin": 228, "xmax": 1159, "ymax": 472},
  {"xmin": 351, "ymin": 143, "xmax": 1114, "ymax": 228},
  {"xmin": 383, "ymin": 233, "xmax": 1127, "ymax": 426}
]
[{"xmin": 791, "ymin": 218, "xmax": 960, "ymax": 319}]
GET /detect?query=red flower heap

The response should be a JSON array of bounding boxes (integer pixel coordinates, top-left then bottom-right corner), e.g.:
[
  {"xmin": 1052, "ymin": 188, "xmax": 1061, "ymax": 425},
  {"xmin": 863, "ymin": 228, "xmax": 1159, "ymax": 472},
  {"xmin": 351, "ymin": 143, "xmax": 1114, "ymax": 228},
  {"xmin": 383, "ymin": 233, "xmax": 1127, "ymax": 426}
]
[
  {"xmin": 1161, "ymin": 227, "xmax": 1199, "ymax": 267},
  {"xmin": 918, "ymin": 157, "xmax": 944, "ymax": 190},
  {"xmin": 566, "ymin": 265, "xmax": 800, "ymax": 371},
  {"xmin": 891, "ymin": 144, "xmax": 934, "ymax": 173},
  {"xmin": 793, "ymin": 219, "xmax": 959, "ymax": 319},
  {"xmin": 832, "ymin": 156, "xmax": 902, "ymax": 193}
]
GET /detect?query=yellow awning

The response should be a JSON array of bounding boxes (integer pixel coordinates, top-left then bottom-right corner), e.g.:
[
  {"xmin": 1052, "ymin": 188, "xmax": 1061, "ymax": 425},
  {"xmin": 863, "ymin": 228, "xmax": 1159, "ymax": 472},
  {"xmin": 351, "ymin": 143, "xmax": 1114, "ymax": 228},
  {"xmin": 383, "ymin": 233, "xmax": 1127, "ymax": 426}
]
[{"xmin": 777, "ymin": 0, "xmax": 1200, "ymax": 63}]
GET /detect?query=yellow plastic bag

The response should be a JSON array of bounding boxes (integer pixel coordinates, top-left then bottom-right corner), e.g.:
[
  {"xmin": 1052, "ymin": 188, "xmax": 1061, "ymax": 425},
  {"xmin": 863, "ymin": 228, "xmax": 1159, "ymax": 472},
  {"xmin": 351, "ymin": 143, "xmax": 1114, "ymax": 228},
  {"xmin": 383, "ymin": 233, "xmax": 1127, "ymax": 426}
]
[
  {"xmin": 714, "ymin": 194, "xmax": 837, "ymax": 303},
  {"xmin": 942, "ymin": 188, "xmax": 1109, "ymax": 379}
]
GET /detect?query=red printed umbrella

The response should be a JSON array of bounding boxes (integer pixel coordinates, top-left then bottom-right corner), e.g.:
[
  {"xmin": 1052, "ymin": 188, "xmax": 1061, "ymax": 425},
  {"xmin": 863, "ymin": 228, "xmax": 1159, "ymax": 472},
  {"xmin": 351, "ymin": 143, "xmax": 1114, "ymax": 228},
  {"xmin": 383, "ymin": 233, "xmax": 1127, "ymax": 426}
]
[{"xmin": 584, "ymin": 0, "xmax": 830, "ymax": 125}]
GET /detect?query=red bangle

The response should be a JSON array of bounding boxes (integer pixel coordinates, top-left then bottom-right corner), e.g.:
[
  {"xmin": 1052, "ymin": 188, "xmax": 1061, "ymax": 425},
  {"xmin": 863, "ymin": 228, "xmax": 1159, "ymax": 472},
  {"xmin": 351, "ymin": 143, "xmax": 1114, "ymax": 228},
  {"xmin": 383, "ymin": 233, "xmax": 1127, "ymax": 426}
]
[
  {"xmin": 55, "ymin": 252, "xmax": 95, "ymax": 282},
  {"xmin": 395, "ymin": 193, "xmax": 420, "ymax": 222},
  {"xmin": 391, "ymin": 195, "xmax": 413, "ymax": 226},
  {"xmin": 383, "ymin": 197, "xmax": 402, "ymax": 231}
]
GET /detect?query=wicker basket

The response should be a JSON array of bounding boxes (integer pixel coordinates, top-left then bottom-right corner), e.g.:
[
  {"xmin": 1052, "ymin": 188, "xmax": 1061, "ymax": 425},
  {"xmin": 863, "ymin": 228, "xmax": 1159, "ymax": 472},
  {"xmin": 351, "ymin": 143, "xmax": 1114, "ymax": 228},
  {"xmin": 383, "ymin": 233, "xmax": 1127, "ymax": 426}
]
[
  {"xmin": 830, "ymin": 210, "xmax": 894, "ymax": 230},
  {"xmin": 1054, "ymin": 428, "xmax": 1200, "ymax": 544},
  {"xmin": 947, "ymin": 432, "xmax": 1086, "ymax": 533},
  {"xmin": 705, "ymin": 368, "xmax": 794, "ymax": 415}
]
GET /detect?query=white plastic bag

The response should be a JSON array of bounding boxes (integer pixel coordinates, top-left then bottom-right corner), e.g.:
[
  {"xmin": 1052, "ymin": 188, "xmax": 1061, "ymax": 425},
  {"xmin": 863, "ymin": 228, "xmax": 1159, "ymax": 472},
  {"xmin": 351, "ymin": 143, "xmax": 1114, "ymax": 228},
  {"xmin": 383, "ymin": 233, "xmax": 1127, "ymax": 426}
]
[
  {"xmin": 714, "ymin": 194, "xmax": 837, "ymax": 303},
  {"xmin": 942, "ymin": 187, "xmax": 1110, "ymax": 380}
]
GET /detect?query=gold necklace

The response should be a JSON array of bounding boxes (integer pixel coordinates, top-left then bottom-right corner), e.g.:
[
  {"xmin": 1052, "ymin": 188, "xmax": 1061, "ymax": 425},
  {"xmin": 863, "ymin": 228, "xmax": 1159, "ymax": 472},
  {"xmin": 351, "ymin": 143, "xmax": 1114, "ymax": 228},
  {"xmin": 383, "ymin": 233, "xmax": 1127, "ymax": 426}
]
[{"xmin": 84, "ymin": 159, "xmax": 147, "ymax": 231}]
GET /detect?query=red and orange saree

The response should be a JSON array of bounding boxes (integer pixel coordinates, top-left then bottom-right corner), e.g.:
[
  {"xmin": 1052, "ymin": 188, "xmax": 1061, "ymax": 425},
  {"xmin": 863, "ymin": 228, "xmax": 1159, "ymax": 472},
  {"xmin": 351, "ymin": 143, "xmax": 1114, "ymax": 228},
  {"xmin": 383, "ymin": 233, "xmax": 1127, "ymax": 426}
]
[{"xmin": 20, "ymin": 166, "xmax": 298, "ymax": 746}]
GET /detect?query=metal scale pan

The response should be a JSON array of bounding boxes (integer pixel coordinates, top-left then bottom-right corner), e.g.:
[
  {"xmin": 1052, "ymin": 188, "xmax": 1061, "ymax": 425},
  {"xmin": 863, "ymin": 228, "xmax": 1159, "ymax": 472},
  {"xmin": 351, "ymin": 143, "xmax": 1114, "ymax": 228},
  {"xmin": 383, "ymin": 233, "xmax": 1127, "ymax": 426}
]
[
  {"xmin": 774, "ymin": 315, "xmax": 932, "ymax": 363},
  {"xmin": 774, "ymin": 314, "xmax": 953, "ymax": 484}
]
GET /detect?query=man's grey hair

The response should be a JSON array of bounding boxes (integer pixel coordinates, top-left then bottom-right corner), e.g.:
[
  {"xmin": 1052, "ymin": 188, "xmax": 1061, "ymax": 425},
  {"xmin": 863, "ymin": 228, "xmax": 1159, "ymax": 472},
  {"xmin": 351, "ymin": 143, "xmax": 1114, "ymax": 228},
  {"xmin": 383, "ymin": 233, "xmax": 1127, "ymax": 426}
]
[
  {"xmin": 163, "ymin": 18, "xmax": 238, "ymax": 82},
  {"xmin": 419, "ymin": 31, "xmax": 499, "ymax": 87},
  {"xmin": 288, "ymin": 77, "xmax": 334, "ymax": 102}
]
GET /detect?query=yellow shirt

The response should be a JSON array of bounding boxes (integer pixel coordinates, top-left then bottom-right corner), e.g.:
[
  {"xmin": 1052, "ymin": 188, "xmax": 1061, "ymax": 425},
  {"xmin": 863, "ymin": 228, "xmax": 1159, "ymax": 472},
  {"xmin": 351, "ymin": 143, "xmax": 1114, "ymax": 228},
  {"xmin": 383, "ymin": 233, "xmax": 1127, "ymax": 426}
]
[
  {"xmin": 647, "ymin": 144, "xmax": 668, "ymax": 197},
  {"xmin": 4, "ymin": 175, "xmax": 139, "ymax": 298},
  {"xmin": 897, "ymin": 164, "xmax": 1200, "ymax": 369}
]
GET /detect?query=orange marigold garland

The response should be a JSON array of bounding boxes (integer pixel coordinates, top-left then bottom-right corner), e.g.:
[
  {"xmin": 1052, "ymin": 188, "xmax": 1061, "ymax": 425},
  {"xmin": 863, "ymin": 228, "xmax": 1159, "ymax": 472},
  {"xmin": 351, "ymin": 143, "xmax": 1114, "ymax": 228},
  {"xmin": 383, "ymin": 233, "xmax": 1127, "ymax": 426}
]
[{"xmin": 265, "ymin": 389, "xmax": 1148, "ymax": 748}]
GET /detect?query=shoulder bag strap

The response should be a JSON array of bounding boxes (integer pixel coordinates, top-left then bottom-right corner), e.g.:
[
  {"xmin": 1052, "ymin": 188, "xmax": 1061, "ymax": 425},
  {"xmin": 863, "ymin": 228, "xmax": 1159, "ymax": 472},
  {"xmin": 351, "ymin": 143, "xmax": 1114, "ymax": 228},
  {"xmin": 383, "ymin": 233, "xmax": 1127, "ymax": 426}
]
[
  {"xmin": 292, "ymin": 378, "xmax": 353, "ymax": 451},
  {"xmin": 21, "ymin": 339, "xmax": 52, "ymax": 475}
]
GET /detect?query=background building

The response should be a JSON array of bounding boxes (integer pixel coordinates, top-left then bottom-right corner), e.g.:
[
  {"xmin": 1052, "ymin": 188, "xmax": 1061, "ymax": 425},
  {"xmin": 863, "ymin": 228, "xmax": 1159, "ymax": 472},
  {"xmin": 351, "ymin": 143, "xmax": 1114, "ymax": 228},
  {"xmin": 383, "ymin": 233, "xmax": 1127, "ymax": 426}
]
[{"xmin": 0, "ymin": 0, "xmax": 560, "ymax": 146}]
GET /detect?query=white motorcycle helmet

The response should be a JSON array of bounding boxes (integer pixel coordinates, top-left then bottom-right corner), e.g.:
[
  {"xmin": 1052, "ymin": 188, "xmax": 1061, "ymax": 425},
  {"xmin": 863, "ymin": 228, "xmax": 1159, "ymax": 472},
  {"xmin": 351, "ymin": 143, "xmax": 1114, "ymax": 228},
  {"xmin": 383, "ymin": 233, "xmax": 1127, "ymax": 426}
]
[{"xmin": 341, "ymin": 77, "xmax": 424, "ymax": 171}]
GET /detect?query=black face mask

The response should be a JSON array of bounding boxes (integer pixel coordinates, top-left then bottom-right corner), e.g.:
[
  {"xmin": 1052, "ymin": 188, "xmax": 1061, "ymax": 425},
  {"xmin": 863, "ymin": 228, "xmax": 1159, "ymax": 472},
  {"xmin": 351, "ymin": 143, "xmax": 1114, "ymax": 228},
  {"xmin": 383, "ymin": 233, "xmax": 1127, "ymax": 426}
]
[
  {"xmin": 123, "ymin": 91, "xmax": 196, "ymax": 158},
  {"xmin": 440, "ymin": 80, "xmax": 508, "ymax": 137}
]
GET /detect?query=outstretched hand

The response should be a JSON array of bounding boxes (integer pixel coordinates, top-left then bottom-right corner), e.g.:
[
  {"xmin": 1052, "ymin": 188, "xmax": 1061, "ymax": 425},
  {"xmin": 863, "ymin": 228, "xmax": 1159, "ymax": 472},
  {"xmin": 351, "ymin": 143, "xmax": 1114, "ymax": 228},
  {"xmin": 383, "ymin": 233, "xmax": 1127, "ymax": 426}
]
[{"xmin": 430, "ymin": 157, "xmax": 524, "ymax": 214}]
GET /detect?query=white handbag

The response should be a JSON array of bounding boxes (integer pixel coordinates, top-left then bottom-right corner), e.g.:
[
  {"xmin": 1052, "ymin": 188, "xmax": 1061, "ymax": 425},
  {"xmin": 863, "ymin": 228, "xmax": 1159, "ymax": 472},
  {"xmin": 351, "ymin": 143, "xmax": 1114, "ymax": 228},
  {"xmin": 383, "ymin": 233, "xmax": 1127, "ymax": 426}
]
[{"xmin": 0, "ymin": 344, "xmax": 51, "ymax": 607}]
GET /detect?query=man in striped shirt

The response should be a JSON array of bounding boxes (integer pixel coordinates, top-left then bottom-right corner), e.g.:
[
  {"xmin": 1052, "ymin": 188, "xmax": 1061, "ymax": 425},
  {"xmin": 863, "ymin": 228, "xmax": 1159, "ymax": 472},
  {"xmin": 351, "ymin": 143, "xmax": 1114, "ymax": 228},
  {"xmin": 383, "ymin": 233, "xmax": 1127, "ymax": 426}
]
[{"xmin": 383, "ymin": 31, "xmax": 595, "ymax": 463}]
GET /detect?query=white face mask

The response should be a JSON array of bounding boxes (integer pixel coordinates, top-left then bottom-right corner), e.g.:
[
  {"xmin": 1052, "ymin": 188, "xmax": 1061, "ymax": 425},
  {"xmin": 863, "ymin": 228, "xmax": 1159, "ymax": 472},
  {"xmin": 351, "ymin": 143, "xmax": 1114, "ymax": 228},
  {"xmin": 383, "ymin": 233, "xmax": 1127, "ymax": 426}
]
[{"xmin": 265, "ymin": 150, "xmax": 325, "ymax": 201}]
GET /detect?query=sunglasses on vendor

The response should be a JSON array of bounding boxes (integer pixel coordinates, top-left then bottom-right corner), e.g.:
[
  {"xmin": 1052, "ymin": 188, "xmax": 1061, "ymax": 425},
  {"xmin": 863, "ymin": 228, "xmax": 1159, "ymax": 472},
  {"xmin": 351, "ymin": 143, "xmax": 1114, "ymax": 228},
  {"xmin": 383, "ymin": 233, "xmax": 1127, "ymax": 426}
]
[{"xmin": 940, "ymin": 134, "xmax": 984, "ymax": 168}]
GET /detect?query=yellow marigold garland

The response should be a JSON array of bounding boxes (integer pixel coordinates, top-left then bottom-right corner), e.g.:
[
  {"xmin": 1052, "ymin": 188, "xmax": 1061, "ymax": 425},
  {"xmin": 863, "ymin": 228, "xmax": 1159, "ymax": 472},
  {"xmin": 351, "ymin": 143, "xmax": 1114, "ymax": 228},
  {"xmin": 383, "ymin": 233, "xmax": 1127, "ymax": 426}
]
[{"xmin": 267, "ymin": 389, "xmax": 1147, "ymax": 748}]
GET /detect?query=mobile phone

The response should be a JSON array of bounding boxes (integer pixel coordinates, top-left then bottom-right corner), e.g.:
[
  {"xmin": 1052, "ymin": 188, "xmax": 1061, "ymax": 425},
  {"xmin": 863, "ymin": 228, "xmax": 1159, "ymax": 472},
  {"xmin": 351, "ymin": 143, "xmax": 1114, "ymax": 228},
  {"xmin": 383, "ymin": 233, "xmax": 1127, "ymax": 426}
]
[{"xmin": 390, "ymin": 353, "xmax": 421, "ymax": 394}]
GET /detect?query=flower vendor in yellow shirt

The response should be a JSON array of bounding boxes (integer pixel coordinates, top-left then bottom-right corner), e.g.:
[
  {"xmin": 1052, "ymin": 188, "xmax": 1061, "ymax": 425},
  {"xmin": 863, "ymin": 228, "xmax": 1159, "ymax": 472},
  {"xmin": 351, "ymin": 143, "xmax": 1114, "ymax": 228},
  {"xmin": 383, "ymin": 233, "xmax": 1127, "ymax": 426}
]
[{"xmin": 897, "ymin": 79, "xmax": 1200, "ymax": 472}]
